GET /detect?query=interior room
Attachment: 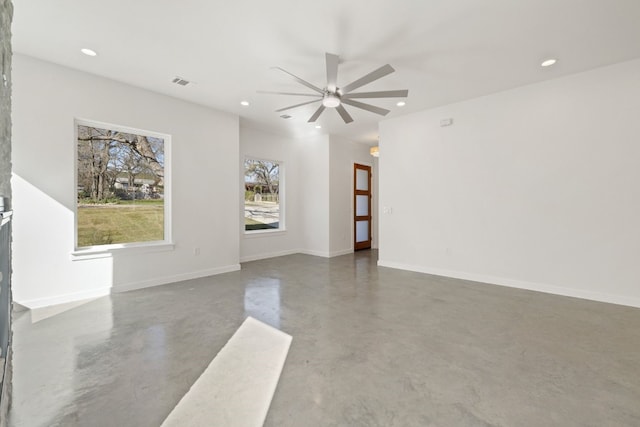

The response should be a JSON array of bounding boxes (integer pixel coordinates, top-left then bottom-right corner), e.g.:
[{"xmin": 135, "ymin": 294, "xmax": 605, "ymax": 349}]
[{"xmin": 1, "ymin": 1, "xmax": 639, "ymax": 426}]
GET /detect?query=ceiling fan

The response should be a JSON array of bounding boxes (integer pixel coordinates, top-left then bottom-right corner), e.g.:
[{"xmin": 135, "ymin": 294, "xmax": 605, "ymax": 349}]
[{"xmin": 259, "ymin": 53, "xmax": 408, "ymax": 124}]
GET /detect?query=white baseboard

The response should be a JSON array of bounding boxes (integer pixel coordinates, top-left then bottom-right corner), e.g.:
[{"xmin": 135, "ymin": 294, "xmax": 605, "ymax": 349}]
[
  {"xmin": 240, "ymin": 249, "xmax": 300, "ymax": 263},
  {"xmin": 299, "ymin": 249, "xmax": 331, "ymax": 258},
  {"xmin": 12, "ymin": 302, "xmax": 29, "ymax": 312},
  {"xmin": 377, "ymin": 260, "xmax": 640, "ymax": 309},
  {"xmin": 299, "ymin": 248, "xmax": 355, "ymax": 258},
  {"xmin": 16, "ymin": 286, "xmax": 112, "ymax": 310},
  {"xmin": 242, "ymin": 248, "xmax": 354, "ymax": 262},
  {"xmin": 113, "ymin": 264, "xmax": 241, "ymax": 293},
  {"xmin": 15, "ymin": 264, "xmax": 242, "ymax": 309},
  {"xmin": 329, "ymin": 248, "xmax": 353, "ymax": 257}
]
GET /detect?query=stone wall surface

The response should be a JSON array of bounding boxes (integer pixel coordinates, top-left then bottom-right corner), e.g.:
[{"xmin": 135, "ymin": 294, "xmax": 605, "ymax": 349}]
[
  {"xmin": 0, "ymin": 0, "xmax": 11, "ymax": 200},
  {"xmin": 0, "ymin": 1, "xmax": 11, "ymax": 426}
]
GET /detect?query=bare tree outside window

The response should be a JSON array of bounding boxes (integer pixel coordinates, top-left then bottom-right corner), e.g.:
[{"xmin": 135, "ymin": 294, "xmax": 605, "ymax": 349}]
[
  {"xmin": 76, "ymin": 122, "xmax": 167, "ymax": 247},
  {"xmin": 244, "ymin": 159, "xmax": 282, "ymax": 231}
]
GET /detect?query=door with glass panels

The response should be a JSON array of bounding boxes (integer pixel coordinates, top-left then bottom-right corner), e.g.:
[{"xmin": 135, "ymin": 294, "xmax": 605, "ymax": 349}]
[{"xmin": 354, "ymin": 163, "xmax": 372, "ymax": 250}]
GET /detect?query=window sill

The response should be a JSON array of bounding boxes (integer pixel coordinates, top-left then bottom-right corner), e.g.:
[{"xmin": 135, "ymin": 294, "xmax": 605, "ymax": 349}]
[
  {"xmin": 244, "ymin": 228, "xmax": 287, "ymax": 239},
  {"xmin": 71, "ymin": 241, "xmax": 175, "ymax": 261}
]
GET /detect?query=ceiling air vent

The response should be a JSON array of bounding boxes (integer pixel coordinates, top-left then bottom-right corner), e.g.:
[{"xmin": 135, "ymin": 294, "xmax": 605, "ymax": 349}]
[
  {"xmin": 172, "ymin": 77, "xmax": 190, "ymax": 86},
  {"xmin": 280, "ymin": 114, "xmax": 292, "ymax": 119}
]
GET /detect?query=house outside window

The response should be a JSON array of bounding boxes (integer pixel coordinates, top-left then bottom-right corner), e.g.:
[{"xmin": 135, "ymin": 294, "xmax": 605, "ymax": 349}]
[
  {"xmin": 75, "ymin": 119, "xmax": 170, "ymax": 249},
  {"xmin": 244, "ymin": 158, "xmax": 282, "ymax": 232}
]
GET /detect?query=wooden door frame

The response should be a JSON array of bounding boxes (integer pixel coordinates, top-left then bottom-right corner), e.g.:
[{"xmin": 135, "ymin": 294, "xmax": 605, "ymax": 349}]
[{"xmin": 354, "ymin": 163, "xmax": 372, "ymax": 251}]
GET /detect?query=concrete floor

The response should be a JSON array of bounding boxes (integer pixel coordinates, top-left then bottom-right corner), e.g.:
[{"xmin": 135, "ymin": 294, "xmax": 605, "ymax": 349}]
[{"xmin": 8, "ymin": 250, "xmax": 640, "ymax": 426}]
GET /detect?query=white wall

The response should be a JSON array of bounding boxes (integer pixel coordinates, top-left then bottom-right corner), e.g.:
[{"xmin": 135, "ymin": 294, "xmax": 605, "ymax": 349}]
[
  {"xmin": 239, "ymin": 126, "xmax": 303, "ymax": 262},
  {"xmin": 329, "ymin": 136, "xmax": 376, "ymax": 256},
  {"xmin": 296, "ymin": 134, "xmax": 331, "ymax": 257},
  {"xmin": 12, "ymin": 55, "xmax": 240, "ymax": 307},
  {"xmin": 379, "ymin": 58, "xmax": 640, "ymax": 308}
]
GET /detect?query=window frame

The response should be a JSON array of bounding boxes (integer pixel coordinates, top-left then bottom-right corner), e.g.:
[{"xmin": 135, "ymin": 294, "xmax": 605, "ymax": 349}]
[
  {"xmin": 72, "ymin": 118, "xmax": 172, "ymax": 259},
  {"xmin": 243, "ymin": 156, "xmax": 285, "ymax": 235}
]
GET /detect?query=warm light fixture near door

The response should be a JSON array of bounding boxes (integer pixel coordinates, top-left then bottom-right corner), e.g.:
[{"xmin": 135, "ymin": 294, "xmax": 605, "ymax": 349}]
[{"xmin": 370, "ymin": 146, "xmax": 379, "ymax": 157}]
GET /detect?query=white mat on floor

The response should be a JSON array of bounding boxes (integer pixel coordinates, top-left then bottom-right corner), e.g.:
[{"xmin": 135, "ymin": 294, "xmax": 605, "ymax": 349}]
[{"xmin": 161, "ymin": 316, "xmax": 292, "ymax": 427}]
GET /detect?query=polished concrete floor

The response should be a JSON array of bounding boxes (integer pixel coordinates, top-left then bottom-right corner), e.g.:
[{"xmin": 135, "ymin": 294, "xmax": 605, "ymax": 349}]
[{"xmin": 8, "ymin": 250, "xmax": 640, "ymax": 426}]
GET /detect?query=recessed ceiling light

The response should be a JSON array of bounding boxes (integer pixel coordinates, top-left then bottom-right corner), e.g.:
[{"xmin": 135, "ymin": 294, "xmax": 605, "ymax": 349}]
[
  {"xmin": 541, "ymin": 58, "xmax": 557, "ymax": 67},
  {"xmin": 315, "ymin": 125, "xmax": 322, "ymax": 129},
  {"xmin": 240, "ymin": 101, "xmax": 250, "ymax": 106},
  {"xmin": 397, "ymin": 101, "xmax": 406, "ymax": 107},
  {"xmin": 80, "ymin": 48, "xmax": 97, "ymax": 57}
]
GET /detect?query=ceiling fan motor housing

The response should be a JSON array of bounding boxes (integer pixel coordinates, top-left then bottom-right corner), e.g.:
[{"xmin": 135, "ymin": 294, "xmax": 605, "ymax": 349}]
[{"xmin": 322, "ymin": 92, "xmax": 341, "ymax": 108}]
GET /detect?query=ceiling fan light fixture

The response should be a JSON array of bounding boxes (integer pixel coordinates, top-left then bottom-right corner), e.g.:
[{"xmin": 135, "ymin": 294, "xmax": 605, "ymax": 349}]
[{"xmin": 322, "ymin": 93, "xmax": 341, "ymax": 108}]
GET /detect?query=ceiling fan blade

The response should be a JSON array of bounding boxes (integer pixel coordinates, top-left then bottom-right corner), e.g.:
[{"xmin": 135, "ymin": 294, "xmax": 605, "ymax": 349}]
[
  {"xmin": 335, "ymin": 105, "xmax": 354, "ymax": 124},
  {"xmin": 258, "ymin": 90, "xmax": 322, "ymax": 97},
  {"xmin": 343, "ymin": 89, "xmax": 408, "ymax": 99},
  {"xmin": 276, "ymin": 99, "xmax": 321, "ymax": 112},
  {"xmin": 340, "ymin": 64, "xmax": 395, "ymax": 94},
  {"xmin": 341, "ymin": 98, "xmax": 390, "ymax": 116},
  {"xmin": 326, "ymin": 53, "xmax": 340, "ymax": 92},
  {"xmin": 308, "ymin": 105, "xmax": 326, "ymax": 122},
  {"xmin": 272, "ymin": 67, "xmax": 324, "ymax": 94}
]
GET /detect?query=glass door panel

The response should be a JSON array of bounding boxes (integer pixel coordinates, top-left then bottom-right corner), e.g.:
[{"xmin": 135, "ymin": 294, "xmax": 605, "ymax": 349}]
[
  {"xmin": 355, "ymin": 169, "xmax": 369, "ymax": 191},
  {"xmin": 356, "ymin": 195, "xmax": 369, "ymax": 217},
  {"xmin": 355, "ymin": 220, "xmax": 369, "ymax": 243}
]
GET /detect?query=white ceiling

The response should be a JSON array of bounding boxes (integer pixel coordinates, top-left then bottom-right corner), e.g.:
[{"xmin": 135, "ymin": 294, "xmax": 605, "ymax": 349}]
[{"xmin": 11, "ymin": 0, "xmax": 640, "ymax": 144}]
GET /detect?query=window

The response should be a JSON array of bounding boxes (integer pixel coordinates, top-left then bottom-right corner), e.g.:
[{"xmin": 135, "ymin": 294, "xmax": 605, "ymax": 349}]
[
  {"xmin": 244, "ymin": 158, "xmax": 282, "ymax": 231},
  {"xmin": 75, "ymin": 120, "xmax": 170, "ymax": 249}
]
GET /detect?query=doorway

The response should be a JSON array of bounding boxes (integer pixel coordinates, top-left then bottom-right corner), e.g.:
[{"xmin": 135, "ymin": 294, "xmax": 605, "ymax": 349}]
[{"xmin": 354, "ymin": 163, "xmax": 372, "ymax": 250}]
